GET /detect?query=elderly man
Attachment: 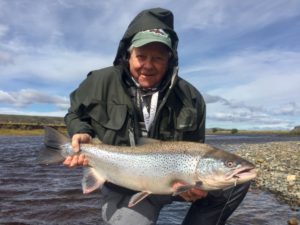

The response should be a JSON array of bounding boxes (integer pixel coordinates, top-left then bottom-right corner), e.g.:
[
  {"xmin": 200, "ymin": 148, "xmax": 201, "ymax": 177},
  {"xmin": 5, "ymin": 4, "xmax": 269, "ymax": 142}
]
[{"xmin": 64, "ymin": 8, "xmax": 250, "ymax": 225}]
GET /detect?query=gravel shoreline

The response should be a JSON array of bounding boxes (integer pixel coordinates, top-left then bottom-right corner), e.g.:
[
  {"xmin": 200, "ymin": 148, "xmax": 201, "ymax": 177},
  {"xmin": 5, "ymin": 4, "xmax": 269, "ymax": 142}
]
[{"xmin": 235, "ymin": 141, "xmax": 300, "ymax": 210}]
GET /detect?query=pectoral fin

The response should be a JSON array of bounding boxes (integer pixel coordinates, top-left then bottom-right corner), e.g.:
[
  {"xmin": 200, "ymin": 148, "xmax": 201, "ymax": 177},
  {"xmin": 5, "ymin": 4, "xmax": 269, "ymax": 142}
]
[
  {"xmin": 82, "ymin": 167, "xmax": 105, "ymax": 194},
  {"xmin": 128, "ymin": 191, "xmax": 151, "ymax": 208},
  {"xmin": 172, "ymin": 181, "xmax": 203, "ymax": 196},
  {"xmin": 172, "ymin": 185, "xmax": 194, "ymax": 196}
]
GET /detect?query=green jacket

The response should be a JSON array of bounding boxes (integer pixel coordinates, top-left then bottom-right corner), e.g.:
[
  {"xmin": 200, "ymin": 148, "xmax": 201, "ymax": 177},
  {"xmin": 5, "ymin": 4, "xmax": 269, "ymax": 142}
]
[{"xmin": 64, "ymin": 8, "xmax": 206, "ymax": 145}]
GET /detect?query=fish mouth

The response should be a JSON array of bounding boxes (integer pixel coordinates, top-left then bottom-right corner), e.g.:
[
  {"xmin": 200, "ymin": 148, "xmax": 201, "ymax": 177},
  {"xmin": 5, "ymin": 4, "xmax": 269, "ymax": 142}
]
[{"xmin": 228, "ymin": 166, "xmax": 257, "ymax": 180}]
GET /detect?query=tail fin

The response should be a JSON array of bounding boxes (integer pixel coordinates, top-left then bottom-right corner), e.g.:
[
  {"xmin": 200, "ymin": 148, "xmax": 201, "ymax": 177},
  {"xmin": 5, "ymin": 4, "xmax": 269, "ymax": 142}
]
[{"xmin": 37, "ymin": 126, "xmax": 70, "ymax": 165}]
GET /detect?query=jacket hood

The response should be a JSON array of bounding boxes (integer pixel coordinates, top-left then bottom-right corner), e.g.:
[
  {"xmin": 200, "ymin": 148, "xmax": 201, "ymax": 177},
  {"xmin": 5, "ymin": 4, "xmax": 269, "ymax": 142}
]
[{"xmin": 113, "ymin": 8, "xmax": 179, "ymax": 67}]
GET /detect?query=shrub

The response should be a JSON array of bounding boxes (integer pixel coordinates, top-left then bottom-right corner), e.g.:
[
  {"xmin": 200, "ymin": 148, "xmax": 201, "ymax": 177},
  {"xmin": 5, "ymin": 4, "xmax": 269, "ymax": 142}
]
[
  {"xmin": 231, "ymin": 128, "xmax": 238, "ymax": 134},
  {"xmin": 212, "ymin": 128, "xmax": 218, "ymax": 133}
]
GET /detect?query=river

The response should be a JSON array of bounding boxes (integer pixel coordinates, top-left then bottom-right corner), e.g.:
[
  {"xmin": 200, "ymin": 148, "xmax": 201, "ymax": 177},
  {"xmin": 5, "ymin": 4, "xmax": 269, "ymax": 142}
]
[{"xmin": 0, "ymin": 134, "xmax": 299, "ymax": 225}]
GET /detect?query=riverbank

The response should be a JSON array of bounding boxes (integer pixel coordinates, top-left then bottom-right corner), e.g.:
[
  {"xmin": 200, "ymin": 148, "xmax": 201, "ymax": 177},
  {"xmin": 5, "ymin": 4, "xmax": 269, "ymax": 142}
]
[
  {"xmin": 0, "ymin": 125, "xmax": 297, "ymax": 136},
  {"xmin": 0, "ymin": 114, "xmax": 65, "ymax": 135},
  {"xmin": 236, "ymin": 141, "xmax": 300, "ymax": 210},
  {"xmin": 1, "ymin": 114, "xmax": 299, "ymax": 136}
]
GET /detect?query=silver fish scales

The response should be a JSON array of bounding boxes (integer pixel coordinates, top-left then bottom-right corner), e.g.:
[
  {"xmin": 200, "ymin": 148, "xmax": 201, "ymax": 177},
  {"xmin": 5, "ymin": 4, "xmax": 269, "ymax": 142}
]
[{"xmin": 38, "ymin": 127, "xmax": 256, "ymax": 207}]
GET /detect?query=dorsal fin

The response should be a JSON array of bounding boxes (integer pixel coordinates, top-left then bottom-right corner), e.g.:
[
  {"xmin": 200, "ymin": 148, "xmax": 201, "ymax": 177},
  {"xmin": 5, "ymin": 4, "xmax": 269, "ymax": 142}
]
[{"xmin": 137, "ymin": 137, "xmax": 160, "ymax": 146}]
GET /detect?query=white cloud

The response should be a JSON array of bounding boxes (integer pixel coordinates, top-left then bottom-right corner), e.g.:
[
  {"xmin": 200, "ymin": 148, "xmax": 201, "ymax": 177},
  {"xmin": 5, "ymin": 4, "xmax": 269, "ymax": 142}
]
[
  {"xmin": 203, "ymin": 93, "xmax": 263, "ymax": 112},
  {"xmin": 0, "ymin": 44, "xmax": 113, "ymax": 84},
  {"xmin": 218, "ymin": 73, "xmax": 300, "ymax": 106},
  {"xmin": 204, "ymin": 92, "xmax": 300, "ymax": 130},
  {"xmin": 0, "ymin": 24, "xmax": 8, "ymax": 38},
  {"xmin": 208, "ymin": 111, "xmax": 275, "ymax": 124},
  {"xmin": 272, "ymin": 102, "xmax": 300, "ymax": 116},
  {"xmin": 184, "ymin": 49, "xmax": 300, "ymax": 107},
  {"xmin": 175, "ymin": 0, "xmax": 300, "ymax": 31},
  {"xmin": 206, "ymin": 104, "xmax": 296, "ymax": 130},
  {"xmin": 0, "ymin": 90, "xmax": 15, "ymax": 103},
  {"xmin": 0, "ymin": 89, "xmax": 68, "ymax": 110},
  {"xmin": 0, "ymin": 107, "xmax": 66, "ymax": 117}
]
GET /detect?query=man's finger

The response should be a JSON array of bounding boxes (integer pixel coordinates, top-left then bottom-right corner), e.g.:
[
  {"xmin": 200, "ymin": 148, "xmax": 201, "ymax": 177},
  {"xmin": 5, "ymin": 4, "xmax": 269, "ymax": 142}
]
[
  {"xmin": 70, "ymin": 155, "xmax": 79, "ymax": 167},
  {"xmin": 63, "ymin": 156, "xmax": 72, "ymax": 166},
  {"xmin": 83, "ymin": 158, "xmax": 89, "ymax": 166},
  {"xmin": 72, "ymin": 138, "xmax": 80, "ymax": 152},
  {"xmin": 78, "ymin": 154, "xmax": 86, "ymax": 165}
]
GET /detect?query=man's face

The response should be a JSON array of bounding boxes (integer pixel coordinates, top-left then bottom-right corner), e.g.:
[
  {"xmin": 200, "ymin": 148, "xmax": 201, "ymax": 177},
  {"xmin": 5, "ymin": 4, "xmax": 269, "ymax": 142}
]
[{"xmin": 128, "ymin": 42, "xmax": 170, "ymax": 89}]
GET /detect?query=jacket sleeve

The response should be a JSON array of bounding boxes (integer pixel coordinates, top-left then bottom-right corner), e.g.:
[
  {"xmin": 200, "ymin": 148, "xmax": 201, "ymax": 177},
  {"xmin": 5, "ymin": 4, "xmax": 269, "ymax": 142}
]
[
  {"xmin": 174, "ymin": 79, "xmax": 206, "ymax": 143},
  {"xmin": 194, "ymin": 93, "xmax": 206, "ymax": 143},
  {"xmin": 182, "ymin": 91, "xmax": 206, "ymax": 143},
  {"xmin": 64, "ymin": 72, "xmax": 96, "ymax": 137}
]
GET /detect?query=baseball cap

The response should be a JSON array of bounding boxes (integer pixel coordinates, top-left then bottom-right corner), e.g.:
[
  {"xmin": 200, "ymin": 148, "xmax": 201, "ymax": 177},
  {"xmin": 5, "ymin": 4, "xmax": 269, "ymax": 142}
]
[{"xmin": 131, "ymin": 29, "xmax": 172, "ymax": 49}]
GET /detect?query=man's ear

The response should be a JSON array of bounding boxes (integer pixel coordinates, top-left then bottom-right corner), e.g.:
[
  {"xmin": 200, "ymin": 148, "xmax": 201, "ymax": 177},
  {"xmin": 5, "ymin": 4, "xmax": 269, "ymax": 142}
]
[
  {"xmin": 124, "ymin": 50, "xmax": 131, "ymax": 61},
  {"xmin": 168, "ymin": 55, "xmax": 175, "ymax": 71},
  {"xmin": 120, "ymin": 52, "xmax": 130, "ymax": 65}
]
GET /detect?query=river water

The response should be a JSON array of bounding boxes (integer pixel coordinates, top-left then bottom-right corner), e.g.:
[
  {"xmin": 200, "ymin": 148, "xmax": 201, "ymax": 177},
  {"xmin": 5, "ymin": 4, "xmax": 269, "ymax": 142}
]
[{"xmin": 0, "ymin": 134, "xmax": 299, "ymax": 225}]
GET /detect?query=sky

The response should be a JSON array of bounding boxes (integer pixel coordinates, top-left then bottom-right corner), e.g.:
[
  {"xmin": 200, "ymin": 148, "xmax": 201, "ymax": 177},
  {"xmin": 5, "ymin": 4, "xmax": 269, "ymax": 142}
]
[{"xmin": 0, "ymin": 0, "xmax": 300, "ymax": 130}]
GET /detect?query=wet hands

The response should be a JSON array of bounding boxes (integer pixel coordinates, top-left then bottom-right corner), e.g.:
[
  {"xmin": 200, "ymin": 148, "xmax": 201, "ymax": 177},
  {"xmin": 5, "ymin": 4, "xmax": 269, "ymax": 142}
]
[
  {"xmin": 63, "ymin": 133, "xmax": 91, "ymax": 167},
  {"xmin": 172, "ymin": 182, "xmax": 208, "ymax": 202}
]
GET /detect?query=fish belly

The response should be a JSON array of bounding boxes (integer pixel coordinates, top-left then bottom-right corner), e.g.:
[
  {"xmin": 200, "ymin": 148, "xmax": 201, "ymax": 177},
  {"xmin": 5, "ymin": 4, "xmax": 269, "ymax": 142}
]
[{"xmin": 84, "ymin": 148, "xmax": 199, "ymax": 193}]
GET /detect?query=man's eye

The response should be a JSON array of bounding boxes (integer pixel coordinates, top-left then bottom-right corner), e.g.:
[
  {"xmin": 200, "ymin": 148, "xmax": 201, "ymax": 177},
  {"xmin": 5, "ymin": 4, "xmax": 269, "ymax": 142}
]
[
  {"xmin": 154, "ymin": 57, "xmax": 163, "ymax": 61},
  {"xmin": 136, "ymin": 55, "xmax": 146, "ymax": 59},
  {"xmin": 154, "ymin": 56, "xmax": 168, "ymax": 62}
]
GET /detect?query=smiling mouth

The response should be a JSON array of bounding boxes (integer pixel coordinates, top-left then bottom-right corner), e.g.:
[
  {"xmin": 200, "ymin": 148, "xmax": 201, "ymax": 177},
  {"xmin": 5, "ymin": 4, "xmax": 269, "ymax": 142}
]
[{"xmin": 141, "ymin": 74, "xmax": 154, "ymax": 77}]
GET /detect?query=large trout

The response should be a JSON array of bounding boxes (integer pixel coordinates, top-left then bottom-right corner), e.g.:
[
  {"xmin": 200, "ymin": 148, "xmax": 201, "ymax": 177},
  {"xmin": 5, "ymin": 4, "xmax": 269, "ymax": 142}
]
[{"xmin": 37, "ymin": 127, "xmax": 256, "ymax": 207}]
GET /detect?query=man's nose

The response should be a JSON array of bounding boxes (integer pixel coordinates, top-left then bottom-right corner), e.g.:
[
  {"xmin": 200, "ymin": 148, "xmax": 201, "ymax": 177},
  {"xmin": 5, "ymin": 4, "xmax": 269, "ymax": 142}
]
[{"xmin": 142, "ymin": 57, "xmax": 154, "ymax": 69}]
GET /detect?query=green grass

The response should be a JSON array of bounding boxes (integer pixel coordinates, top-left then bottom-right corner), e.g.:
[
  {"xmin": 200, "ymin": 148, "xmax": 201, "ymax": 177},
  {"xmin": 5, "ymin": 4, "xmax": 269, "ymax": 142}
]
[
  {"xmin": 0, "ymin": 114, "xmax": 298, "ymax": 136},
  {"xmin": 0, "ymin": 114, "xmax": 64, "ymax": 124},
  {"xmin": 0, "ymin": 114, "xmax": 66, "ymax": 135},
  {"xmin": 0, "ymin": 129, "xmax": 45, "ymax": 136},
  {"xmin": 0, "ymin": 128, "xmax": 68, "ymax": 136},
  {"xmin": 206, "ymin": 129, "xmax": 295, "ymax": 135}
]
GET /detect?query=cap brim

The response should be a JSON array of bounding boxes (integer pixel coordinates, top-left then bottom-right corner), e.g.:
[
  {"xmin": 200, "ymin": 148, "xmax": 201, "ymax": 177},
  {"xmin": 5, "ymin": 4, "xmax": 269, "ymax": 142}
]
[{"xmin": 131, "ymin": 39, "xmax": 171, "ymax": 49}]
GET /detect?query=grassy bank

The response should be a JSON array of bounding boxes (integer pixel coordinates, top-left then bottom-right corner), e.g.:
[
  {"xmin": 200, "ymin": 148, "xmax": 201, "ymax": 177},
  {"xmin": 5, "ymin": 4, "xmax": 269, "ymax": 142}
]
[
  {"xmin": 1, "ymin": 114, "xmax": 299, "ymax": 136},
  {"xmin": 206, "ymin": 128, "xmax": 299, "ymax": 135},
  {"xmin": 206, "ymin": 130, "xmax": 292, "ymax": 135},
  {"xmin": 1, "ymin": 127, "xmax": 296, "ymax": 136},
  {"xmin": 0, "ymin": 129, "xmax": 46, "ymax": 136},
  {"xmin": 0, "ymin": 114, "xmax": 66, "ymax": 135},
  {"xmin": 0, "ymin": 114, "xmax": 64, "ymax": 124}
]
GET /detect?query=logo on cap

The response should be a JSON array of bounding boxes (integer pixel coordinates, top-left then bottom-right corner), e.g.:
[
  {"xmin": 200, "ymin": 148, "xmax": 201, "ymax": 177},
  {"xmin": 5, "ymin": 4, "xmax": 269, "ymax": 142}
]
[{"xmin": 131, "ymin": 29, "xmax": 172, "ymax": 49}]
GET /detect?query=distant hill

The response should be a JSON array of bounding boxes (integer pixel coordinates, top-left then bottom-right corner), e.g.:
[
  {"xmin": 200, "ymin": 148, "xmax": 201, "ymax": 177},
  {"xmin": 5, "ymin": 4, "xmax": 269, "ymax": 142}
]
[
  {"xmin": 0, "ymin": 114, "xmax": 64, "ymax": 124},
  {"xmin": 0, "ymin": 114, "xmax": 297, "ymax": 135},
  {"xmin": 291, "ymin": 126, "xmax": 300, "ymax": 134},
  {"xmin": 292, "ymin": 125, "xmax": 300, "ymax": 131}
]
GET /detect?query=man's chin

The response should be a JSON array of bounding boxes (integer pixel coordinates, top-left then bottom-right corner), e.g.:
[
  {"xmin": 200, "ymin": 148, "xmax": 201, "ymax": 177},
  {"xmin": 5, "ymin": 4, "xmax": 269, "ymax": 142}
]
[{"xmin": 138, "ymin": 79, "xmax": 156, "ymax": 89}]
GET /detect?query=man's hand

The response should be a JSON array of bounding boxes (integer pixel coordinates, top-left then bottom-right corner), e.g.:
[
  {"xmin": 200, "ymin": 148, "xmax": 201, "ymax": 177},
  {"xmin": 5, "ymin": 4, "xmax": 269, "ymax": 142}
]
[
  {"xmin": 173, "ymin": 182, "xmax": 208, "ymax": 202},
  {"xmin": 63, "ymin": 133, "xmax": 92, "ymax": 168}
]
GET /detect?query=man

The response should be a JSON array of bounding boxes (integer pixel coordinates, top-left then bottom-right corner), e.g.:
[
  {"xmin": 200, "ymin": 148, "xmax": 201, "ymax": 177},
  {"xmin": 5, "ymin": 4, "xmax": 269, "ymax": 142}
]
[{"xmin": 64, "ymin": 8, "xmax": 250, "ymax": 225}]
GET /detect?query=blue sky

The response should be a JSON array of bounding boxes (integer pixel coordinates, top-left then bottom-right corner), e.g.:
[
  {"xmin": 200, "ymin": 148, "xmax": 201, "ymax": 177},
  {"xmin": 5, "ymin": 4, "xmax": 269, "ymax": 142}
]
[{"xmin": 1, "ymin": 0, "xmax": 300, "ymax": 130}]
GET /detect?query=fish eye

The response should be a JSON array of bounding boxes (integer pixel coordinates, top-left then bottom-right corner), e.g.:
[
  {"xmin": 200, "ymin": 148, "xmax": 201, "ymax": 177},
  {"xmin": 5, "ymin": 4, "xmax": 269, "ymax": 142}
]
[{"xmin": 225, "ymin": 161, "xmax": 235, "ymax": 168}]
